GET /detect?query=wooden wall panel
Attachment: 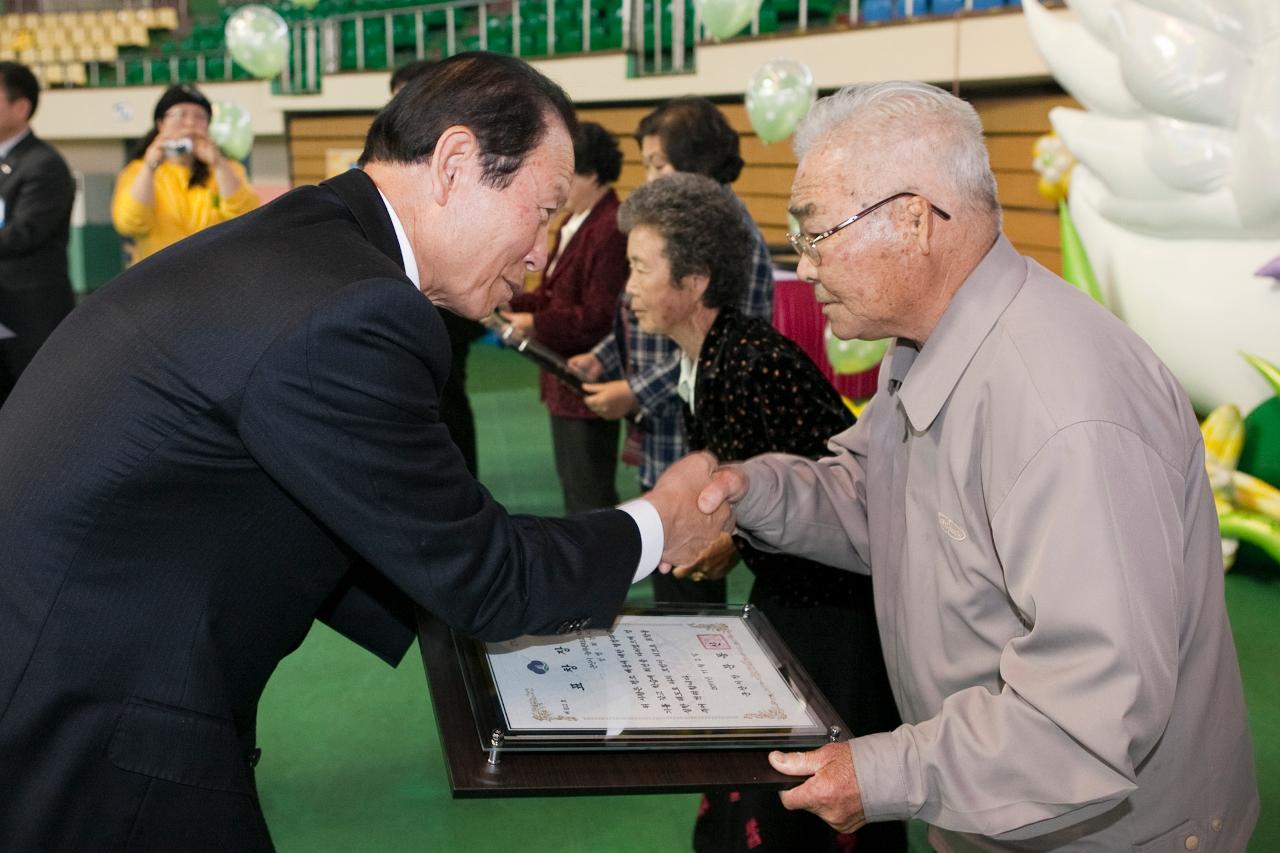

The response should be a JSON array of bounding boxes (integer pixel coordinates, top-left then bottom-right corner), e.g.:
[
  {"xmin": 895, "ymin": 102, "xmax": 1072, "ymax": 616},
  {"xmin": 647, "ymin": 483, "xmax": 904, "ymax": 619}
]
[
  {"xmin": 287, "ymin": 113, "xmax": 375, "ymax": 188},
  {"xmin": 286, "ymin": 91, "xmax": 1077, "ymax": 274}
]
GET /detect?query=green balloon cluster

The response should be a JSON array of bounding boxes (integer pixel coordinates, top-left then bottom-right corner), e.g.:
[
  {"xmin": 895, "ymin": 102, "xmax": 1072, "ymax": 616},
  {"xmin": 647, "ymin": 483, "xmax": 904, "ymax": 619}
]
[
  {"xmin": 696, "ymin": 0, "xmax": 760, "ymax": 41},
  {"xmin": 225, "ymin": 5, "xmax": 290, "ymax": 80},
  {"xmin": 824, "ymin": 324, "xmax": 890, "ymax": 375},
  {"xmin": 210, "ymin": 101, "xmax": 254, "ymax": 161},
  {"xmin": 745, "ymin": 59, "xmax": 815, "ymax": 145}
]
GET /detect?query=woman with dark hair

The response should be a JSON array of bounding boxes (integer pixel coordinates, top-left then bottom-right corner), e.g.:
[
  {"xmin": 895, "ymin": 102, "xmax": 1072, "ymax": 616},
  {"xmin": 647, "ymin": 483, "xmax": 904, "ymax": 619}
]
[
  {"xmin": 111, "ymin": 84, "xmax": 259, "ymax": 264},
  {"xmin": 503, "ymin": 122, "xmax": 629, "ymax": 512},
  {"xmin": 572, "ymin": 97, "xmax": 773, "ymax": 606},
  {"xmin": 618, "ymin": 173, "xmax": 904, "ymax": 853}
]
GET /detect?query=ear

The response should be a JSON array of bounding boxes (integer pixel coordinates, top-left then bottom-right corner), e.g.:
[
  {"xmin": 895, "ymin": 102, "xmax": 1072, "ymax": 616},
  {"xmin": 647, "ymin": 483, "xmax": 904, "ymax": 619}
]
[
  {"xmin": 904, "ymin": 195, "xmax": 934, "ymax": 256},
  {"xmin": 429, "ymin": 125, "xmax": 479, "ymax": 207},
  {"xmin": 682, "ymin": 271, "xmax": 711, "ymax": 303}
]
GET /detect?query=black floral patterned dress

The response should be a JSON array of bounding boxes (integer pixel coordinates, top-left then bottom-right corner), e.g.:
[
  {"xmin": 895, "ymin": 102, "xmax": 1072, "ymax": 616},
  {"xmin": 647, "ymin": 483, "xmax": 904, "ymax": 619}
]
[{"xmin": 685, "ymin": 308, "xmax": 905, "ymax": 853}]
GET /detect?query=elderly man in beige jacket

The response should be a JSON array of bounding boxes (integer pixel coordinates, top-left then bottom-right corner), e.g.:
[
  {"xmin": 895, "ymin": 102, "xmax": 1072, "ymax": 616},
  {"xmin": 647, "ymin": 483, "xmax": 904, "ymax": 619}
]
[{"xmin": 692, "ymin": 81, "xmax": 1258, "ymax": 852}]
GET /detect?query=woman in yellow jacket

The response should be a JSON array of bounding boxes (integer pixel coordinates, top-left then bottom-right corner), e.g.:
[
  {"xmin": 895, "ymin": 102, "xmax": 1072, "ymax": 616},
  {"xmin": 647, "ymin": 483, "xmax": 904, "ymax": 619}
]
[{"xmin": 112, "ymin": 84, "xmax": 259, "ymax": 264}]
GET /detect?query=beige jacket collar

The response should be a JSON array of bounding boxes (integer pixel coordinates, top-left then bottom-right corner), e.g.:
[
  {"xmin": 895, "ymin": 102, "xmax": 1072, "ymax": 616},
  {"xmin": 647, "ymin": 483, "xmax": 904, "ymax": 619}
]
[{"xmin": 887, "ymin": 234, "xmax": 1026, "ymax": 433}]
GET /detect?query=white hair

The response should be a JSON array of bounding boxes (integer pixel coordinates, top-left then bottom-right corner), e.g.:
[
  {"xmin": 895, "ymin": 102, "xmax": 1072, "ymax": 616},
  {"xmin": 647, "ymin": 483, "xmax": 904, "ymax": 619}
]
[{"xmin": 794, "ymin": 81, "xmax": 1000, "ymax": 228}]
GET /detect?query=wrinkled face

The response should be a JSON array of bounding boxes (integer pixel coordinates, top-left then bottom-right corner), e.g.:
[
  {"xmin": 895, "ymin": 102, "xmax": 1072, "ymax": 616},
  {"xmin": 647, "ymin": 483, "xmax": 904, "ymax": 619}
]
[
  {"xmin": 0, "ymin": 88, "xmax": 31, "ymax": 141},
  {"xmin": 434, "ymin": 121, "xmax": 574, "ymax": 319},
  {"xmin": 640, "ymin": 135, "xmax": 677, "ymax": 184},
  {"xmin": 789, "ymin": 143, "xmax": 920, "ymax": 342},
  {"xmin": 625, "ymin": 226, "xmax": 701, "ymax": 337},
  {"xmin": 566, "ymin": 171, "xmax": 599, "ymax": 214}
]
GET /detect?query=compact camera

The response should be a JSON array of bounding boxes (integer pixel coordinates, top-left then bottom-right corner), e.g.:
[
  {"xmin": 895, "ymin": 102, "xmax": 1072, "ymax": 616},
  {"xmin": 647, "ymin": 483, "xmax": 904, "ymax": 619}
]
[{"xmin": 162, "ymin": 137, "xmax": 193, "ymax": 157}]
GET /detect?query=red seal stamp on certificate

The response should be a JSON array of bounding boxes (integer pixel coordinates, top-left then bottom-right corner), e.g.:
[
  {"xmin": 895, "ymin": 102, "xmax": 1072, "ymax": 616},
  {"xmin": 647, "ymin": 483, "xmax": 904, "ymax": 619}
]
[{"xmin": 698, "ymin": 634, "xmax": 730, "ymax": 650}]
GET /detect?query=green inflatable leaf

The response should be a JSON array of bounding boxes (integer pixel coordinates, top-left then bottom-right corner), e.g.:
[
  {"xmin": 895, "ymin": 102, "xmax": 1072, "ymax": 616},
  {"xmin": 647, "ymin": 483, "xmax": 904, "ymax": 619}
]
[
  {"xmin": 1241, "ymin": 351, "xmax": 1280, "ymax": 398},
  {"xmin": 1219, "ymin": 509, "xmax": 1280, "ymax": 566},
  {"xmin": 1059, "ymin": 200, "xmax": 1105, "ymax": 306}
]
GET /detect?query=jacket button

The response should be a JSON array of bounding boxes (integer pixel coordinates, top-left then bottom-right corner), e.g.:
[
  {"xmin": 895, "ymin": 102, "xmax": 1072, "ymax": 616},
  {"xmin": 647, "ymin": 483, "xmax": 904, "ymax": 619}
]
[
  {"xmin": 1210, "ymin": 817, "xmax": 1223, "ymax": 832},
  {"xmin": 1184, "ymin": 835, "xmax": 1199, "ymax": 850}
]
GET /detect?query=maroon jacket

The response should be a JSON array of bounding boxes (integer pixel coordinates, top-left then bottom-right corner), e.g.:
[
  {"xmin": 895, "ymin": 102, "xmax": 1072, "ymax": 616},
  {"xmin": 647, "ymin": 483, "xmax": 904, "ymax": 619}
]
[{"xmin": 510, "ymin": 188, "xmax": 628, "ymax": 419}]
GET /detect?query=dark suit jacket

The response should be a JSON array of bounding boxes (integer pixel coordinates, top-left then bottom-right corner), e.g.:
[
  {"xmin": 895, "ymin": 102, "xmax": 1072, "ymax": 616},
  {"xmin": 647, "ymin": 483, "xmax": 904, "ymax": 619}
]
[
  {"xmin": 509, "ymin": 189, "xmax": 627, "ymax": 419},
  {"xmin": 0, "ymin": 130, "xmax": 76, "ymax": 402},
  {"xmin": 0, "ymin": 168, "xmax": 639, "ymax": 850}
]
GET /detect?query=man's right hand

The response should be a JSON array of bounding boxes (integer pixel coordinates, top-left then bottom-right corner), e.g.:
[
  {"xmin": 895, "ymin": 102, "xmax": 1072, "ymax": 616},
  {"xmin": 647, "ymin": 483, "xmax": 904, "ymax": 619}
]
[
  {"xmin": 567, "ymin": 353, "xmax": 604, "ymax": 381},
  {"xmin": 644, "ymin": 452, "xmax": 734, "ymax": 568}
]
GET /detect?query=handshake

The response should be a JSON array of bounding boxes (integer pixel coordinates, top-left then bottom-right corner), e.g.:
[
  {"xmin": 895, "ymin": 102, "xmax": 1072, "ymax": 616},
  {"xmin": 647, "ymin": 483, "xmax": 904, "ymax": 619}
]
[{"xmin": 642, "ymin": 452, "xmax": 750, "ymax": 571}]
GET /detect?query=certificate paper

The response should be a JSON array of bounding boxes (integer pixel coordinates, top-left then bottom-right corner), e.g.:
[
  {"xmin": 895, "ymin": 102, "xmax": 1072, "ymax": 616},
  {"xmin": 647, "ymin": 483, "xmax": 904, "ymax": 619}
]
[{"xmin": 485, "ymin": 615, "xmax": 819, "ymax": 732}]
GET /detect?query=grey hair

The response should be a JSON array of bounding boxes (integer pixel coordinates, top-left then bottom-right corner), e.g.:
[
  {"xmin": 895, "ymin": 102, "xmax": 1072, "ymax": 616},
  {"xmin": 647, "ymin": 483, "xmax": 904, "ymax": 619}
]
[
  {"xmin": 617, "ymin": 173, "xmax": 751, "ymax": 310},
  {"xmin": 793, "ymin": 81, "xmax": 1000, "ymax": 228}
]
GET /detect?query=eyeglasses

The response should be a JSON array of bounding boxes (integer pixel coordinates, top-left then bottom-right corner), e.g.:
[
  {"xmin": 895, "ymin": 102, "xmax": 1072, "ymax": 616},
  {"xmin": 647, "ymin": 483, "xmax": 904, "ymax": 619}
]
[
  {"xmin": 162, "ymin": 107, "xmax": 209, "ymax": 124},
  {"xmin": 788, "ymin": 191, "xmax": 952, "ymax": 266}
]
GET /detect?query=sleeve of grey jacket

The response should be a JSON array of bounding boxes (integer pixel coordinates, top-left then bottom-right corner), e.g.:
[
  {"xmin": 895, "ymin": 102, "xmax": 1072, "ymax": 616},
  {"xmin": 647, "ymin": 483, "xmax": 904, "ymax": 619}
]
[
  {"xmin": 237, "ymin": 277, "xmax": 639, "ymax": 643},
  {"xmin": 852, "ymin": 420, "xmax": 1180, "ymax": 837},
  {"xmin": 730, "ymin": 394, "xmax": 878, "ymax": 574}
]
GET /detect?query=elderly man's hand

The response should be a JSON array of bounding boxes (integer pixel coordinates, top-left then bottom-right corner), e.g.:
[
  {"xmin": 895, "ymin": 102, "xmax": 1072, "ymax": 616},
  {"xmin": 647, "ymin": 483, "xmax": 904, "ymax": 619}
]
[
  {"xmin": 644, "ymin": 452, "xmax": 734, "ymax": 568},
  {"xmin": 697, "ymin": 466, "xmax": 750, "ymax": 515},
  {"xmin": 582, "ymin": 380, "xmax": 636, "ymax": 420},
  {"xmin": 770, "ymin": 743, "xmax": 867, "ymax": 835}
]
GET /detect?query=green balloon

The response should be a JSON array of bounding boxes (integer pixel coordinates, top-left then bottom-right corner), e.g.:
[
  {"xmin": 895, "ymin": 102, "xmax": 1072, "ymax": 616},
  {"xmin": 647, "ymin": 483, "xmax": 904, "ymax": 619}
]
[
  {"xmin": 210, "ymin": 101, "xmax": 254, "ymax": 161},
  {"xmin": 1232, "ymin": 396, "xmax": 1280, "ymax": 572},
  {"xmin": 697, "ymin": 0, "xmax": 759, "ymax": 41},
  {"xmin": 824, "ymin": 325, "xmax": 889, "ymax": 375},
  {"xmin": 293, "ymin": 0, "xmax": 320, "ymax": 8},
  {"xmin": 745, "ymin": 59, "xmax": 815, "ymax": 145},
  {"xmin": 225, "ymin": 5, "xmax": 290, "ymax": 80}
]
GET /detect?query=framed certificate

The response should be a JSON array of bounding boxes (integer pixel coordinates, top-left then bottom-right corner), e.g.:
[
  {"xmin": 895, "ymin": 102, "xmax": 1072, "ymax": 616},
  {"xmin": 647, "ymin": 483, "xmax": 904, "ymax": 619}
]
[{"xmin": 453, "ymin": 605, "xmax": 846, "ymax": 763}]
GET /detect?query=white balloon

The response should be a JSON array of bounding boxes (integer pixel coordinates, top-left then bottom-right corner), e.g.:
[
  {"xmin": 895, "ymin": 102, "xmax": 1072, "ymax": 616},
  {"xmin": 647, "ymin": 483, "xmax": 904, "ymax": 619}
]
[
  {"xmin": 1231, "ymin": 49, "xmax": 1280, "ymax": 226},
  {"xmin": 1113, "ymin": 2, "xmax": 1249, "ymax": 129},
  {"xmin": 1022, "ymin": 0, "xmax": 1143, "ymax": 118},
  {"xmin": 1144, "ymin": 117, "xmax": 1233, "ymax": 194},
  {"xmin": 1069, "ymin": 167, "xmax": 1280, "ymax": 413},
  {"xmin": 1063, "ymin": 0, "xmax": 1118, "ymax": 47},
  {"xmin": 1132, "ymin": 0, "xmax": 1251, "ymax": 46},
  {"xmin": 1050, "ymin": 107, "xmax": 1176, "ymax": 201}
]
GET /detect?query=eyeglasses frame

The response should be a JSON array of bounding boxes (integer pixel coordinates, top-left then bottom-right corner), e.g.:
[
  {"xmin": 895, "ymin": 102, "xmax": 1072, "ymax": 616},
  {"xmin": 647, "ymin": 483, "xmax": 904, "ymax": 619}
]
[{"xmin": 788, "ymin": 191, "xmax": 952, "ymax": 265}]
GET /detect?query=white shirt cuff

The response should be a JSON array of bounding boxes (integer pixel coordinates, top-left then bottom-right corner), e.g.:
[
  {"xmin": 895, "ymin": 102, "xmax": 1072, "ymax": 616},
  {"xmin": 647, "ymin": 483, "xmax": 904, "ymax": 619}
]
[{"xmin": 618, "ymin": 499, "xmax": 663, "ymax": 583}]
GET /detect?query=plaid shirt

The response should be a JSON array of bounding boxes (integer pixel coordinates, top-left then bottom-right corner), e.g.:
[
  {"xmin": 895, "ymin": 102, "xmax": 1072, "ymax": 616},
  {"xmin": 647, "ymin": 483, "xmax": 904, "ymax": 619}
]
[{"xmin": 594, "ymin": 197, "xmax": 773, "ymax": 488}]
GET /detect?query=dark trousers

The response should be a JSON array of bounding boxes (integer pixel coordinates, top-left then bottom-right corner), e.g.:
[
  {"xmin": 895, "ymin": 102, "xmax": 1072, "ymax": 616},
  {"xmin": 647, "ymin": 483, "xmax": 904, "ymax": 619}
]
[
  {"xmin": 0, "ymin": 280, "xmax": 76, "ymax": 408},
  {"xmin": 550, "ymin": 414, "xmax": 620, "ymax": 514}
]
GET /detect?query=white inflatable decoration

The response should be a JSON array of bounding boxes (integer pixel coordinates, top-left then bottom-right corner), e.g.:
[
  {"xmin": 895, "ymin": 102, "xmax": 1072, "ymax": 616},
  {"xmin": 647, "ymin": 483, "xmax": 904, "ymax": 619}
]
[{"xmin": 1023, "ymin": 0, "xmax": 1280, "ymax": 413}]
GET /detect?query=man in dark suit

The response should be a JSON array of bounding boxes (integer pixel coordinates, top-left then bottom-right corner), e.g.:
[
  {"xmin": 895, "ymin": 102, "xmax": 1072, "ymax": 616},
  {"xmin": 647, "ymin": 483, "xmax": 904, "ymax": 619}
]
[
  {"xmin": 0, "ymin": 61, "xmax": 76, "ymax": 407},
  {"xmin": 0, "ymin": 53, "xmax": 721, "ymax": 850},
  {"xmin": 390, "ymin": 59, "xmax": 487, "ymax": 476}
]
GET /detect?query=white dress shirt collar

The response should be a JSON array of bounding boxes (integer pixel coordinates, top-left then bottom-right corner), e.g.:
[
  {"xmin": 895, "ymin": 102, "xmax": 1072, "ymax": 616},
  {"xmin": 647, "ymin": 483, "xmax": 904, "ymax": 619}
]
[
  {"xmin": 677, "ymin": 354, "xmax": 698, "ymax": 414},
  {"xmin": 376, "ymin": 188, "xmax": 420, "ymax": 290}
]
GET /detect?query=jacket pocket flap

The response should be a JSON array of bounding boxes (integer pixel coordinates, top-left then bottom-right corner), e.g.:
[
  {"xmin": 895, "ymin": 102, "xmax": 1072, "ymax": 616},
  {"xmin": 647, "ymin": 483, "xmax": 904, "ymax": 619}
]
[{"xmin": 109, "ymin": 698, "xmax": 252, "ymax": 795}]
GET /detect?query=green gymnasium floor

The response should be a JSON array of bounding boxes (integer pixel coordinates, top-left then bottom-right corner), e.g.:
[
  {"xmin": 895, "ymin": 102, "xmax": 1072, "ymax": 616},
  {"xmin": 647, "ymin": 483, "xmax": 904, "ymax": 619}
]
[{"xmin": 256, "ymin": 344, "xmax": 1277, "ymax": 852}]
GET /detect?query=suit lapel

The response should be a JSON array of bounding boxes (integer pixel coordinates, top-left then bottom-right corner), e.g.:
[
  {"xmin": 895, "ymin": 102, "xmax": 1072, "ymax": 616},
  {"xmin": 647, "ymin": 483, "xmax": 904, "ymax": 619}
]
[{"xmin": 321, "ymin": 168, "xmax": 404, "ymax": 269}]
